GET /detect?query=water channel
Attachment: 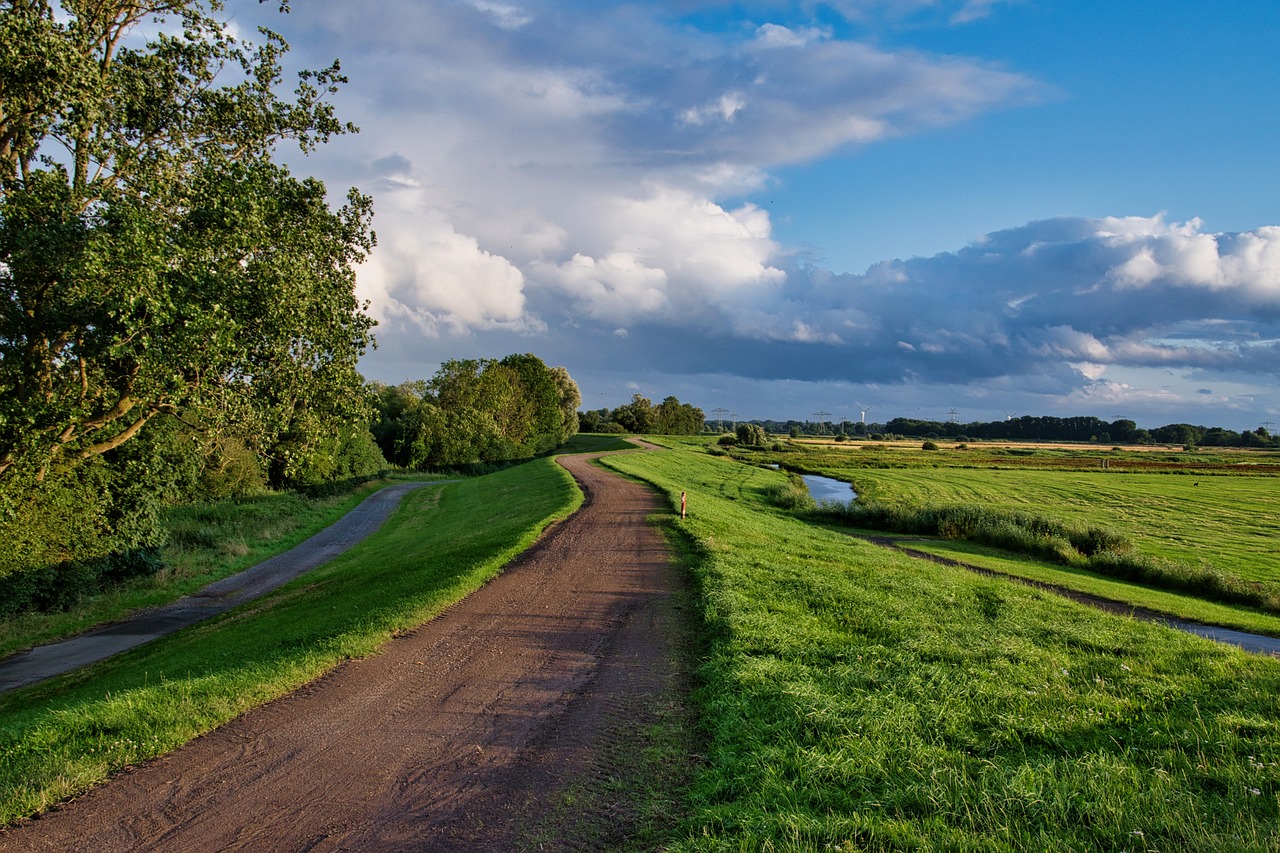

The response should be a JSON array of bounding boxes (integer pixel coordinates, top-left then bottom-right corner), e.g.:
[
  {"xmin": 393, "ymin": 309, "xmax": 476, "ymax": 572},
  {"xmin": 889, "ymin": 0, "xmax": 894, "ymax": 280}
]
[{"xmin": 800, "ymin": 473, "xmax": 858, "ymax": 504}]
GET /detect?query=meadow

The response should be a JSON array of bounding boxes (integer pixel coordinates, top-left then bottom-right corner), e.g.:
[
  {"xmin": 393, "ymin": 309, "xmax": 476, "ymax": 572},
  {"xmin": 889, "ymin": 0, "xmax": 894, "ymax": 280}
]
[
  {"xmin": 695, "ymin": 437, "xmax": 1280, "ymax": 622},
  {"xmin": 828, "ymin": 464, "xmax": 1279, "ymax": 585},
  {"xmin": 603, "ymin": 442, "xmax": 1280, "ymax": 851}
]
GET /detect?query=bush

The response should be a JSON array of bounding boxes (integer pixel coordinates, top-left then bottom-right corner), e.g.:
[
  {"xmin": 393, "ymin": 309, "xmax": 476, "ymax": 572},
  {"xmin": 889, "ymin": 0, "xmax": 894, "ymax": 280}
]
[
  {"xmin": 762, "ymin": 478, "xmax": 816, "ymax": 512},
  {"xmin": 922, "ymin": 440, "xmax": 939, "ymax": 451},
  {"xmin": 736, "ymin": 423, "xmax": 767, "ymax": 447},
  {"xmin": 717, "ymin": 434, "xmax": 738, "ymax": 447}
]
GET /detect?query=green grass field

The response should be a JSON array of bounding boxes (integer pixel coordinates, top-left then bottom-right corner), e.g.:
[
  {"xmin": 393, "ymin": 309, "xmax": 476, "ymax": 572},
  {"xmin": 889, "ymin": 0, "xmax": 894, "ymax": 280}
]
[
  {"xmin": 0, "ymin": 459, "xmax": 581, "ymax": 824},
  {"xmin": 603, "ymin": 444, "xmax": 1280, "ymax": 851},
  {"xmin": 844, "ymin": 467, "xmax": 1280, "ymax": 586}
]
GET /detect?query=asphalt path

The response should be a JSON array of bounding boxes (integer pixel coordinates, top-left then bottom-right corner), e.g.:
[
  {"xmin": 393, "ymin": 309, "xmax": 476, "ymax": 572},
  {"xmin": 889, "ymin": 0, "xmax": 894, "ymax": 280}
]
[{"xmin": 0, "ymin": 481, "xmax": 449, "ymax": 694}]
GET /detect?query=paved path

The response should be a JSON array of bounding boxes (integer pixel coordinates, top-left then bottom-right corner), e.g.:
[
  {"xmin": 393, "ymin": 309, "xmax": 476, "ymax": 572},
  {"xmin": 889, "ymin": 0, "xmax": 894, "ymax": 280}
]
[{"xmin": 0, "ymin": 482, "xmax": 446, "ymax": 694}]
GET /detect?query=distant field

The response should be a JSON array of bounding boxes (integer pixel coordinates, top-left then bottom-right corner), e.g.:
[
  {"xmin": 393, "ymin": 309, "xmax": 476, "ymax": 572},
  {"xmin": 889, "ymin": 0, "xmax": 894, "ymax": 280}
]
[
  {"xmin": 845, "ymin": 467, "xmax": 1280, "ymax": 586},
  {"xmin": 709, "ymin": 438, "xmax": 1280, "ymax": 589}
]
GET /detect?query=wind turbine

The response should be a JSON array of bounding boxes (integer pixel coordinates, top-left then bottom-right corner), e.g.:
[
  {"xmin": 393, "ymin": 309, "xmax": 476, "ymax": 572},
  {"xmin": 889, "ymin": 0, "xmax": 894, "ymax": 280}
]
[
  {"xmin": 1002, "ymin": 410, "xmax": 1016, "ymax": 421},
  {"xmin": 855, "ymin": 402, "xmax": 872, "ymax": 424}
]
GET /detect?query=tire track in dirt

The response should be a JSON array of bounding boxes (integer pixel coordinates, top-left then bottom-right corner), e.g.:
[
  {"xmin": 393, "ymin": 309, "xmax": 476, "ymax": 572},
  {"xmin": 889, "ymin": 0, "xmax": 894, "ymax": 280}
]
[{"xmin": 0, "ymin": 451, "xmax": 689, "ymax": 852}]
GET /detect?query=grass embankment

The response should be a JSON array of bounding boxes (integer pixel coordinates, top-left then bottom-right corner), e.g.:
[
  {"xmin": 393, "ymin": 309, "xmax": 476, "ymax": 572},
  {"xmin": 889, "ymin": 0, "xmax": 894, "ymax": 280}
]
[
  {"xmin": 899, "ymin": 539, "xmax": 1280, "ymax": 639},
  {"xmin": 0, "ymin": 474, "xmax": 447, "ymax": 661},
  {"xmin": 602, "ymin": 446, "xmax": 1280, "ymax": 851},
  {"xmin": 0, "ymin": 459, "xmax": 580, "ymax": 825}
]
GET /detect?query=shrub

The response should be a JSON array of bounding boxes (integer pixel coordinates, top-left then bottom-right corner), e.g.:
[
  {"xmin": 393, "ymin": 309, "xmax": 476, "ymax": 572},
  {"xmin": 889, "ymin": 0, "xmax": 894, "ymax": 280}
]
[
  {"xmin": 717, "ymin": 434, "xmax": 738, "ymax": 447},
  {"xmin": 922, "ymin": 440, "xmax": 939, "ymax": 451},
  {"xmin": 736, "ymin": 423, "xmax": 768, "ymax": 447},
  {"xmin": 762, "ymin": 478, "xmax": 816, "ymax": 511}
]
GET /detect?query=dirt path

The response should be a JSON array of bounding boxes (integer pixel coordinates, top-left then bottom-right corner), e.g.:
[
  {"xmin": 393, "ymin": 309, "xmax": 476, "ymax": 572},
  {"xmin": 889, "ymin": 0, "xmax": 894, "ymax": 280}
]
[{"xmin": 0, "ymin": 453, "xmax": 689, "ymax": 852}]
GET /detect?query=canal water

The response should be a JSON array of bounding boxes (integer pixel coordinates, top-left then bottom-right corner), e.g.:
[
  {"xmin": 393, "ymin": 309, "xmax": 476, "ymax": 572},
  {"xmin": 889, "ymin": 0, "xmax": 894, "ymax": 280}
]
[{"xmin": 800, "ymin": 473, "xmax": 857, "ymax": 504}]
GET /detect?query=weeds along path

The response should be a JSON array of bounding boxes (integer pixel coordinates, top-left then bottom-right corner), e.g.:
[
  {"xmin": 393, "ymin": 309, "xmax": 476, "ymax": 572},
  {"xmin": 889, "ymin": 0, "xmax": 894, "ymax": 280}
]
[{"xmin": 0, "ymin": 452, "xmax": 687, "ymax": 852}]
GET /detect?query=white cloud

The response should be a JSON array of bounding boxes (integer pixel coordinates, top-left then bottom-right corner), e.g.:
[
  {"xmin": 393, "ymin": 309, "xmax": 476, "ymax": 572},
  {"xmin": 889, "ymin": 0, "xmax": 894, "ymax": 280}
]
[
  {"xmin": 358, "ymin": 188, "xmax": 542, "ymax": 336},
  {"xmin": 753, "ymin": 23, "xmax": 831, "ymax": 48},
  {"xmin": 531, "ymin": 185, "xmax": 785, "ymax": 331},
  {"xmin": 465, "ymin": 0, "xmax": 533, "ymax": 30}
]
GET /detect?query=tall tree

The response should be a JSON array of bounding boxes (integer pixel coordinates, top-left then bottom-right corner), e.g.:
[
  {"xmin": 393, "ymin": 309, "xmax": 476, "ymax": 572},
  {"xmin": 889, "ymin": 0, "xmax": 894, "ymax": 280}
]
[{"xmin": 0, "ymin": 0, "xmax": 373, "ymax": 487}]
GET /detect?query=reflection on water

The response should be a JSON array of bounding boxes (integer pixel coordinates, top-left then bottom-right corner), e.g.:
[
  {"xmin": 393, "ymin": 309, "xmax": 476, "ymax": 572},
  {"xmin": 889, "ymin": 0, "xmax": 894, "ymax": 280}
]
[{"xmin": 800, "ymin": 473, "xmax": 857, "ymax": 504}]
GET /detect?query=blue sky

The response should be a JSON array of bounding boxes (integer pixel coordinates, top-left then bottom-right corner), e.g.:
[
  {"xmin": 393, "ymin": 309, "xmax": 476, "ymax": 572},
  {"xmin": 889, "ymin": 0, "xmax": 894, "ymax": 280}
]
[{"xmin": 244, "ymin": 0, "xmax": 1280, "ymax": 431}]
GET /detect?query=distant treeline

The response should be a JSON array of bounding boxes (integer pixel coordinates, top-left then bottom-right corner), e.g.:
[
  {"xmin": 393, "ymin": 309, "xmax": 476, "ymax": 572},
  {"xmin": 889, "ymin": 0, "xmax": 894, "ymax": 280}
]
[
  {"xmin": 741, "ymin": 415, "xmax": 1279, "ymax": 448},
  {"xmin": 578, "ymin": 395, "xmax": 705, "ymax": 435}
]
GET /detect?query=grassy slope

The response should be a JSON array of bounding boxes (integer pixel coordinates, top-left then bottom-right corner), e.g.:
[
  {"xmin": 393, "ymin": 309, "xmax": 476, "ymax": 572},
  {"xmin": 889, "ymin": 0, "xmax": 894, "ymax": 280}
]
[
  {"xmin": 0, "ymin": 476, "xmax": 445, "ymax": 660},
  {"xmin": 603, "ymin": 445, "xmax": 1280, "ymax": 852},
  {"xmin": 0, "ymin": 459, "xmax": 580, "ymax": 825},
  {"xmin": 899, "ymin": 539, "xmax": 1280, "ymax": 638}
]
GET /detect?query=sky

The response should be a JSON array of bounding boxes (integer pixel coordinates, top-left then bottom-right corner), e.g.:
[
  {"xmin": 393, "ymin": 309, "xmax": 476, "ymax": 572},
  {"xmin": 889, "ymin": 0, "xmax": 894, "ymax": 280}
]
[{"xmin": 238, "ymin": 0, "xmax": 1280, "ymax": 431}]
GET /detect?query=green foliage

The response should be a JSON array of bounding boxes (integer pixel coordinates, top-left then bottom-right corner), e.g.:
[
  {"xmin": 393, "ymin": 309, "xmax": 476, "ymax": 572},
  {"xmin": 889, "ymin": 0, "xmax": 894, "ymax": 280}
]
[
  {"xmin": 0, "ymin": 0, "xmax": 380, "ymax": 603},
  {"xmin": 0, "ymin": 0, "xmax": 373, "ymax": 485},
  {"xmin": 587, "ymin": 394, "xmax": 706, "ymax": 435},
  {"xmin": 921, "ymin": 440, "xmax": 939, "ymax": 450},
  {"xmin": 735, "ymin": 423, "xmax": 767, "ymax": 447},
  {"xmin": 369, "ymin": 354, "xmax": 580, "ymax": 469}
]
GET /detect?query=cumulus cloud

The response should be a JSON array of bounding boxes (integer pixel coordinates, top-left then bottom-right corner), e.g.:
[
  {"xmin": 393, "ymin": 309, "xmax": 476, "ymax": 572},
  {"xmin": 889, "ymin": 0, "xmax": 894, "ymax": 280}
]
[
  {"xmin": 781, "ymin": 215, "xmax": 1280, "ymax": 385},
  {"xmin": 530, "ymin": 185, "xmax": 786, "ymax": 331},
  {"xmin": 357, "ymin": 185, "xmax": 543, "ymax": 337},
  {"xmin": 269, "ymin": 0, "xmax": 1041, "ymax": 331}
]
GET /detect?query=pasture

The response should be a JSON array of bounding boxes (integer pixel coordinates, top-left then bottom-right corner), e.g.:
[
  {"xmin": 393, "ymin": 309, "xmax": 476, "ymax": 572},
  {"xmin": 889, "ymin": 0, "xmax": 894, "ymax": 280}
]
[{"xmin": 604, "ymin": 442, "xmax": 1280, "ymax": 851}]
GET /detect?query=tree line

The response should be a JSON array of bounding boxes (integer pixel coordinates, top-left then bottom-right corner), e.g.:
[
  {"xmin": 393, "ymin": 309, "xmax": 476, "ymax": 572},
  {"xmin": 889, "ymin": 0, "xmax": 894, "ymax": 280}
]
[
  {"xmin": 0, "ymin": 0, "xmax": 389, "ymax": 614},
  {"xmin": 578, "ymin": 395, "xmax": 705, "ymax": 435},
  {"xmin": 740, "ymin": 415, "xmax": 1278, "ymax": 447},
  {"xmin": 0, "ymin": 2, "xmax": 584, "ymax": 617}
]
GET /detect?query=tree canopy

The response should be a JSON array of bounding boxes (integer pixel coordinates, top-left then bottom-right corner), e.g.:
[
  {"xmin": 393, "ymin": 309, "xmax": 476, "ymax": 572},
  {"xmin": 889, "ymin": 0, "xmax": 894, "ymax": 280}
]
[
  {"xmin": 0, "ymin": 0, "xmax": 374, "ymax": 486},
  {"xmin": 370, "ymin": 354, "xmax": 580, "ymax": 468}
]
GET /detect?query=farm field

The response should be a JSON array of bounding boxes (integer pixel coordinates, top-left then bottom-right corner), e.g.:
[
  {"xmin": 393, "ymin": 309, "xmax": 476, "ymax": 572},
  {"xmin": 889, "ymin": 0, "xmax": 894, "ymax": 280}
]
[
  {"xmin": 697, "ymin": 437, "xmax": 1280, "ymax": 593},
  {"xmin": 603, "ymin": 442, "xmax": 1280, "ymax": 851}
]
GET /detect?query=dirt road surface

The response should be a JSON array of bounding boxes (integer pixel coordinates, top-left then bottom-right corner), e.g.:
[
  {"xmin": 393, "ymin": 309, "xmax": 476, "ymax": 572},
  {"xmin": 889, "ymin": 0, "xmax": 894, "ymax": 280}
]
[{"xmin": 0, "ymin": 452, "xmax": 688, "ymax": 852}]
